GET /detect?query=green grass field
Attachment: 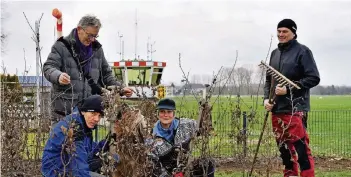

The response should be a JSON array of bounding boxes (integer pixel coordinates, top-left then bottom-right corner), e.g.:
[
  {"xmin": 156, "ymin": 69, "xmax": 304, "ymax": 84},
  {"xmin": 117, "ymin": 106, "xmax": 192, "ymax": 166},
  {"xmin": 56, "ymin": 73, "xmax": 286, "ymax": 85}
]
[
  {"xmin": 173, "ymin": 95, "xmax": 351, "ymax": 112},
  {"xmin": 170, "ymin": 95, "xmax": 351, "ymax": 158}
]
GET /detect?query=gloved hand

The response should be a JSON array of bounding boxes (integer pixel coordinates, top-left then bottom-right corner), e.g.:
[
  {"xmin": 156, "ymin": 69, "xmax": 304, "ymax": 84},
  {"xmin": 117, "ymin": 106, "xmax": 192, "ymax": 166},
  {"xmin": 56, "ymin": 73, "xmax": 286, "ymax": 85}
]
[
  {"xmin": 86, "ymin": 75, "xmax": 103, "ymax": 95},
  {"xmin": 88, "ymin": 154, "xmax": 103, "ymax": 172},
  {"xmin": 90, "ymin": 84, "xmax": 103, "ymax": 95}
]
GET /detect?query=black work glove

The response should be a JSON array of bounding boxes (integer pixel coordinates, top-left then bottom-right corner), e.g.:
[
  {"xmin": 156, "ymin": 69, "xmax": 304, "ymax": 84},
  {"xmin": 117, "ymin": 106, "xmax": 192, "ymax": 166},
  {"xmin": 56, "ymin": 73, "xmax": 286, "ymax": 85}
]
[
  {"xmin": 86, "ymin": 75, "xmax": 102, "ymax": 95},
  {"xmin": 88, "ymin": 154, "xmax": 103, "ymax": 173},
  {"xmin": 90, "ymin": 83, "xmax": 102, "ymax": 95}
]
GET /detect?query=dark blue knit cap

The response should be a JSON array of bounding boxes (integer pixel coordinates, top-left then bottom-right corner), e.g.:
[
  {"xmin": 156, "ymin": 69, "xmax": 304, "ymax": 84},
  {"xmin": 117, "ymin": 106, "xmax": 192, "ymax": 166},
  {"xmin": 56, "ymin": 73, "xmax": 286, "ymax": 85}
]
[{"xmin": 80, "ymin": 95, "xmax": 104, "ymax": 116}]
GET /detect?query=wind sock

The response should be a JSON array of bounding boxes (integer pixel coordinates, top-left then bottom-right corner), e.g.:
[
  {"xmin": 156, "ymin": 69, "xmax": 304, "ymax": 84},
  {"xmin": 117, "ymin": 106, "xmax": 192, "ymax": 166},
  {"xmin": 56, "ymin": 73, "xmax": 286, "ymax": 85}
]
[{"xmin": 52, "ymin": 8, "xmax": 62, "ymax": 39}]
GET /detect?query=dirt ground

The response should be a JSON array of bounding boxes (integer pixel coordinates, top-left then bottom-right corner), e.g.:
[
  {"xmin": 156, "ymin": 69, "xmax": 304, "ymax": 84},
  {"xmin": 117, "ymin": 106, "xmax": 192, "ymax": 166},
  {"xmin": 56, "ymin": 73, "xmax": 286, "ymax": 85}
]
[{"xmin": 216, "ymin": 156, "xmax": 351, "ymax": 174}]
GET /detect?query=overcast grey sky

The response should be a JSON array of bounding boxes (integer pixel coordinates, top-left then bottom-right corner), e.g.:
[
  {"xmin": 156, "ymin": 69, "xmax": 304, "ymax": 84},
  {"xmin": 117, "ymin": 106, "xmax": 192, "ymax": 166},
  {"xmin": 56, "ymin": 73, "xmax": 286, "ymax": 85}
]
[{"xmin": 1, "ymin": 0, "xmax": 351, "ymax": 86}]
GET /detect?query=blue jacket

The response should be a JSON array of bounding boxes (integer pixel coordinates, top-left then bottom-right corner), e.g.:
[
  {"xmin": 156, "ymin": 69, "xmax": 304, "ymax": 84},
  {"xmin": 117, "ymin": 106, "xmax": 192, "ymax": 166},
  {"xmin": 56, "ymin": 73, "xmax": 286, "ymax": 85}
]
[{"xmin": 41, "ymin": 107, "xmax": 106, "ymax": 177}]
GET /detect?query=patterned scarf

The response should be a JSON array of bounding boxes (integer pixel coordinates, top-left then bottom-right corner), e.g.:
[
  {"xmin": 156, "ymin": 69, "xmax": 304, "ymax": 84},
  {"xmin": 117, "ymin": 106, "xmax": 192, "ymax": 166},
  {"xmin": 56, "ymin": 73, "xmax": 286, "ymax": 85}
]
[
  {"xmin": 153, "ymin": 119, "xmax": 179, "ymax": 143},
  {"xmin": 74, "ymin": 28, "xmax": 93, "ymax": 74}
]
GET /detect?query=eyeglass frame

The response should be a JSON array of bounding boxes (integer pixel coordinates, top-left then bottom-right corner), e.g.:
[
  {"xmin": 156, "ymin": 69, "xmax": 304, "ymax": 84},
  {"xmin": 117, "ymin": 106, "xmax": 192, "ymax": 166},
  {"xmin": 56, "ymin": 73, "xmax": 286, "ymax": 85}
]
[{"xmin": 81, "ymin": 27, "xmax": 99, "ymax": 40}]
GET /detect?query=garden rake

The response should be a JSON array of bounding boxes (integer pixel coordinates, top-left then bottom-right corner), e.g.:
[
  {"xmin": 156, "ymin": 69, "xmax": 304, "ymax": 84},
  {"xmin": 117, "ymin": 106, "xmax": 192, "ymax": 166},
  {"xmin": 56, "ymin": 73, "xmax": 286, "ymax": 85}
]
[
  {"xmin": 249, "ymin": 60, "xmax": 301, "ymax": 176},
  {"xmin": 258, "ymin": 60, "xmax": 301, "ymax": 89}
]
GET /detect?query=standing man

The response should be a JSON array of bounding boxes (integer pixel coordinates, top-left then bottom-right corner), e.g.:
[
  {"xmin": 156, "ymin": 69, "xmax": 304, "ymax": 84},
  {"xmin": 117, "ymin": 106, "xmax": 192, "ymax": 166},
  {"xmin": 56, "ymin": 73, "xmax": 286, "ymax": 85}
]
[
  {"xmin": 44, "ymin": 14, "xmax": 133, "ymax": 123},
  {"xmin": 264, "ymin": 19, "xmax": 320, "ymax": 177}
]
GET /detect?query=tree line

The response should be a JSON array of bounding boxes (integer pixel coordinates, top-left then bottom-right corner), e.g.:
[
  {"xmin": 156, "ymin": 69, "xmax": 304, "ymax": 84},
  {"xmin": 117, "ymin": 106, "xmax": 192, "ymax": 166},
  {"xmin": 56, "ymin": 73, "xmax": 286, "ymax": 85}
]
[{"xmin": 186, "ymin": 65, "xmax": 351, "ymax": 96}]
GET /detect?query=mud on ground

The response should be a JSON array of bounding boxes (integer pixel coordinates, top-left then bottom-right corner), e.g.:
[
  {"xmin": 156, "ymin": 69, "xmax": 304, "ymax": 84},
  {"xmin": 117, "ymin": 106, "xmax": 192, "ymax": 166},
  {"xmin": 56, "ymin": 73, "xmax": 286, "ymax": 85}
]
[{"xmin": 215, "ymin": 156, "xmax": 351, "ymax": 175}]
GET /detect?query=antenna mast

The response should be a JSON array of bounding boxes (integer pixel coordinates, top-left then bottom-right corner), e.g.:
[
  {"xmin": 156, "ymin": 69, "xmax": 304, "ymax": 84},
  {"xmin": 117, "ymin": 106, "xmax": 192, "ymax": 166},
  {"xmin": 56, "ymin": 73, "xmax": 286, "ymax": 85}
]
[
  {"xmin": 147, "ymin": 37, "xmax": 156, "ymax": 61},
  {"xmin": 118, "ymin": 31, "xmax": 123, "ymax": 60},
  {"xmin": 147, "ymin": 36, "xmax": 156, "ymax": 61},
  {"xmin": 122, "ymin": 40, "xmax": 124, "ymax": 61},
  {"xmin": 150, "ymin": 40, "xmax": 156, "ymax": 61},
  {"xmin": 147, "ymin": 37, "xmax": 150, "ymax": 60},
  {"xmin": 134, "ymin": 9, "xmax": 138, "ymax": 60}
]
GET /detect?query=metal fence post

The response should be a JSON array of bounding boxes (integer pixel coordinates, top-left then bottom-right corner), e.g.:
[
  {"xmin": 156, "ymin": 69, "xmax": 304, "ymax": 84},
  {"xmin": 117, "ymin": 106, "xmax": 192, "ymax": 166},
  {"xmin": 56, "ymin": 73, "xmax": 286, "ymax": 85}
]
[{"xmin": 242, "ymin": 111, "xmax": 247, "ymax": 157}]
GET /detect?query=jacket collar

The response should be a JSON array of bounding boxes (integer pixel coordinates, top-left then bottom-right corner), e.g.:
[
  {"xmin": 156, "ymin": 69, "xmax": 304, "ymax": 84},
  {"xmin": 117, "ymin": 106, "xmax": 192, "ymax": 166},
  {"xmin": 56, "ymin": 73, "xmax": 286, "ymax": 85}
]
[
  {"xmin": 278, "ymin": 39, "xmax": 297, "ymax": 52},
  {"xmin": 70, "ymin": 107, "xmax": 94, "ymax": 133},
  {"xmin": 153, "ymin": 118, "xmax": 179, "ymax": 143},
  {"xmin": 64, "ymin": 28, "xmax": 102, "ymax": 52}
]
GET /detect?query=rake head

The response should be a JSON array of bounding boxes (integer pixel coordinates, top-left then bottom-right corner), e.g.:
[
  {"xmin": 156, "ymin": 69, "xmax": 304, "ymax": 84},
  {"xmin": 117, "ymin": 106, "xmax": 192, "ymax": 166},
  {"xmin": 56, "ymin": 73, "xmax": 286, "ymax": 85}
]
[{"xmin": 259, "ymin": 60, "xmax": 301, "ymax": 90}]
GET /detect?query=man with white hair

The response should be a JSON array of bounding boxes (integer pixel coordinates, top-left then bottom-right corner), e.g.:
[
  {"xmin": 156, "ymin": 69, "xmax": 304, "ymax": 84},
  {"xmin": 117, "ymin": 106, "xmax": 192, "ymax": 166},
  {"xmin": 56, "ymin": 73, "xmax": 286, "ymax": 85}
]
[{"xmin": 44, "ymin": 14, "xmax": 133, "ymax": 123}]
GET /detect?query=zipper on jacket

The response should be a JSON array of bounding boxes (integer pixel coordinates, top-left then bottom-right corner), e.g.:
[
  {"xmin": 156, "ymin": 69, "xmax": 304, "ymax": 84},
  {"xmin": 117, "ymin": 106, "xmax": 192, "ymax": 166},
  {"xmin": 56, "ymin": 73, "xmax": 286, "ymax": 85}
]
[
  {"xmin": 83, "ymin": 74, "xmax": 86, "ymax": 99},
  {"xmin": 279, "ymin": 51, "xmax": 283, "ymax": 72}
]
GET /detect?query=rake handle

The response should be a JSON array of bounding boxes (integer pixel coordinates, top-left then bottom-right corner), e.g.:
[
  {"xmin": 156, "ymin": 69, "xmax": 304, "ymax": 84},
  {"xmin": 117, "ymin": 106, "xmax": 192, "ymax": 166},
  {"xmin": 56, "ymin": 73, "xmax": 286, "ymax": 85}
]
[{"xmin": 249, "ymin": 76, "xmax": 275, "ymax": 176}]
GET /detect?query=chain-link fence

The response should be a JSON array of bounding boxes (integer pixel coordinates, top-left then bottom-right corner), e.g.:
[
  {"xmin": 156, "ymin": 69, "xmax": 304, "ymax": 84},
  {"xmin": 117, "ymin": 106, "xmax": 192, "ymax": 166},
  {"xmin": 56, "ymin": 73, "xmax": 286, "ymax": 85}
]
[
  {"xmin": 2, "ymin": 102, "xmax": 350, "ymax": 176},
  {"xmin": 94, "ymin": 109, "xmax": 351, "ymax": 158}
]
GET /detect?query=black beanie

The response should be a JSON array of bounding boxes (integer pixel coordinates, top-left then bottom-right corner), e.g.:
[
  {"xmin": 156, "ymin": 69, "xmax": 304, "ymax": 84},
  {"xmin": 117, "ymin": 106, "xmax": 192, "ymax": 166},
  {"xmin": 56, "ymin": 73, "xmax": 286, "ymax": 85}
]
[
  {"xmin": 80, "ymin": 95, "xmax": 104, "ymax": 116},
  {"xmin": 277, "ymin": 19, "xmax": 297, "ymax": 39}
]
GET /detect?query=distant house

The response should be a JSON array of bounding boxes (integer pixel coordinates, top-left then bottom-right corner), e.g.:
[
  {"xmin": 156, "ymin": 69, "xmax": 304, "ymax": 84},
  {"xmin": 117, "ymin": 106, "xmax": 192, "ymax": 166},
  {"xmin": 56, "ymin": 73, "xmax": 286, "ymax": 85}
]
[
  {"xmin": 17, "ymin": 76, "xmax": 52, "ymax": 115},
  {"xmin": 176, "ymin": 83, "xmax": 206, "ymax": 95},
  {"xmin": 18, "ymin": 75, "xmax": 51, "ymax": 89}
]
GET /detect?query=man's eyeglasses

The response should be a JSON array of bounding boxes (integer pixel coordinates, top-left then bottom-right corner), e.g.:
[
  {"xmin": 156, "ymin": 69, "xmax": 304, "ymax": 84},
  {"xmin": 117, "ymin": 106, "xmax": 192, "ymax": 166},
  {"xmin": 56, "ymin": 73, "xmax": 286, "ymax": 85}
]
[{"xmin": 82, "ymin": 28, "xmax": 99, "ymax": 39}]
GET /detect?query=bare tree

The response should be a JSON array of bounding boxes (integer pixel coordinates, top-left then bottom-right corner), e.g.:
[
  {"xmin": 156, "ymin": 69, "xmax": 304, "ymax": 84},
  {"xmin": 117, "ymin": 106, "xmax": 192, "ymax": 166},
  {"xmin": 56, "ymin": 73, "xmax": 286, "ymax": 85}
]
[
  {"xmin": 242, "ymin": 64, "xmax": 254, "ymax": 96},
  {"xmin": 191, "ymin": 74, "xmax": 204, "ymax": 84},
  {"xmin": 235, "ymin": 67, "xmax": 247, "ymax": 95},
  {"xmin": 253, "ymin": 64, "xmax": 265, "ymax": 85},
  {"xmin": 190, "ymin": 74, "xmax": 197, "ymax": 84},
  {"xmin": 1, "ymin": 0, "xmax": 9, "ymax": 54},
  {"xmin": 222, "ymin": 67, "xmax": 237, "ymax": 95}
]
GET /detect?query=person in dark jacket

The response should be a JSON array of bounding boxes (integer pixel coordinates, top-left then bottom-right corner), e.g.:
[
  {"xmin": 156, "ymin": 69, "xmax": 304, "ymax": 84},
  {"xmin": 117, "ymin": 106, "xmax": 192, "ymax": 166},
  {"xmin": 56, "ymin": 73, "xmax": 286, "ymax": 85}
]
[
  {"xmin": 44, "ymin": 14, "xmax": 133, "ymax": 123},
  {"xmin": 147, "ymin": 98, "xmax": 215, "ymax": 177},
  {"xmin": 264, "ymin": 19, "xmax": 320, "ymax": 177},
  {"xmin": 41, "ymin": 95, "xmax": 119, "ymax": 177}
]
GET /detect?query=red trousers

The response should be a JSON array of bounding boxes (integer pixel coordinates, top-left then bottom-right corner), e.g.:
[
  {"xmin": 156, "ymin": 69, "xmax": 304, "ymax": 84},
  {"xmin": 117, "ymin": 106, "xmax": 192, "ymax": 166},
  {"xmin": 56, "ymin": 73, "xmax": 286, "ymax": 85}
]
[{"xmin": 272, "ymin": 112, "xmax": 315, "ymax": 177}]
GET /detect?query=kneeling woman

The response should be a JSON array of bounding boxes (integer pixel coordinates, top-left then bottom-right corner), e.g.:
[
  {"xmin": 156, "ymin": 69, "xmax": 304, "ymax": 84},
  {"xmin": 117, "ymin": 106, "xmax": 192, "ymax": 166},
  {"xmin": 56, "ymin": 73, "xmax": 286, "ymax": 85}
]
[{"xmin": 147, "ymin": 98, "xmax": 215, "ymax": 177}]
